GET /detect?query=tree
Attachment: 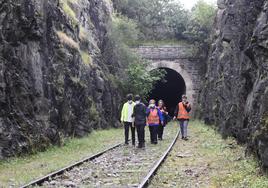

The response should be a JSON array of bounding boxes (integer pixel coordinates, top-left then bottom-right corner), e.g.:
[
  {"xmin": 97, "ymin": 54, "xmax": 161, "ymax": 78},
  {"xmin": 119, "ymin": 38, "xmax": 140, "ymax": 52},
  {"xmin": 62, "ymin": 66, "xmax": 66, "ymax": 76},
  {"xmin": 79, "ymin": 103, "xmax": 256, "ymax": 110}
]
[
  {"xmin": 192, "ymin": 0, "xmax": 216, "ymax": 29},
  {"xmin": 112, "ymin": 0, "xmax": 188, "ymax": 40},
  {"xmin": 103, "ymin": 14, "xmax": 139, "ymax": 73},
  {"xmin": 164, "ymin": 2, "xmax": 189, "ymax": 39},
  {"xmin": 103, "ymin": 13, "xmax": 166, "ymax": 98},
  {"xmin": 184, "ymin": 0, "xmax": 217, "ymax": 43}
]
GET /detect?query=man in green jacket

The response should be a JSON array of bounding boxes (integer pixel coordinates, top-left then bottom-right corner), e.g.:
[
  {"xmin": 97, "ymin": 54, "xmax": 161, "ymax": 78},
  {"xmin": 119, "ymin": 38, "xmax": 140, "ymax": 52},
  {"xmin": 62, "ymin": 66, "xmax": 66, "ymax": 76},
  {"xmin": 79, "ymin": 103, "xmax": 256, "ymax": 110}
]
[{"xmin": 121, "ymin": 94, "xmax": 135, "ymax": 146}]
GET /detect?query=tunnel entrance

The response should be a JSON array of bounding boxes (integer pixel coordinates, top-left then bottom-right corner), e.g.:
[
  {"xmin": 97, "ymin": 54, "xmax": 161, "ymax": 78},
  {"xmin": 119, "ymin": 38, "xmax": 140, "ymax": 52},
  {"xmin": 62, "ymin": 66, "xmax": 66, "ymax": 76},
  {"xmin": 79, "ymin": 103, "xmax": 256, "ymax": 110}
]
[{"xmin": 148, "ymin": 68, "xmax": 186, "ymax": 115}]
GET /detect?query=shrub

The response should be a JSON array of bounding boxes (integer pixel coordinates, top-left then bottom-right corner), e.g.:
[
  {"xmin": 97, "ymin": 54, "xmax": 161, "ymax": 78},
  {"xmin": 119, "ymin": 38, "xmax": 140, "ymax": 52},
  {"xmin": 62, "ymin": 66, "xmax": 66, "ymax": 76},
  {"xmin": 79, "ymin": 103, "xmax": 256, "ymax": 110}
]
[
  {"xmin": 87, "ymin": 97, "xmax": 100, "ymax": 122},
  {"xmin": 59, "ymin": 0, "xmax": 79, "ymax": 25},
  {"xmin": 103, "ymin": 13, "xmax": 140, "ymax": 70},
  {"xmin": 80, "ymin": 51, "xmax": 92, "ymax": 65},
  {"xmin": 125, "ymin": 60, "xmax": 166, "ymax": 99},
  {"xmin": 104, "ymin": 13, "xmax": 166, "ymax": 98}
]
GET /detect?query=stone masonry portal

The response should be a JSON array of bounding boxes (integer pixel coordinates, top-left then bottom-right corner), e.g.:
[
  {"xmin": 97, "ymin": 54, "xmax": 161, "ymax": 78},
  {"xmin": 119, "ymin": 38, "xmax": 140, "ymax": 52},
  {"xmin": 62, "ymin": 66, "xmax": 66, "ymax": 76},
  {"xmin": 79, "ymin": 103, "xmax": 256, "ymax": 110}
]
[{"xmin": 134, "ymin": 45, "xmax": 203, "ymax": 114}]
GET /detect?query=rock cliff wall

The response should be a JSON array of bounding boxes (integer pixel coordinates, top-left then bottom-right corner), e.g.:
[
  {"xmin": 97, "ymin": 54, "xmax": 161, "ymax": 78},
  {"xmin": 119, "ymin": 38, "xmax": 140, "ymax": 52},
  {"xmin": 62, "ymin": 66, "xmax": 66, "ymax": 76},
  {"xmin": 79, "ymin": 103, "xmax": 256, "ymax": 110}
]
[
  {"xmin": 0, "ymin": 0, "xmax": 121, "ymax": 159},
  {"xmin": 200, "ymin": 0, "xmax": 268, "ymax": 167}
]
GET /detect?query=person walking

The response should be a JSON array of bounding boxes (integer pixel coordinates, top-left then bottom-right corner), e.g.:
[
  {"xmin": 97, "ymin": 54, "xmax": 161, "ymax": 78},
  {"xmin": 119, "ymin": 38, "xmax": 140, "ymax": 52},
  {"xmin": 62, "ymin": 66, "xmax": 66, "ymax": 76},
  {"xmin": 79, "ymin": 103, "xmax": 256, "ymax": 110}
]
[
  {"xmin": 121, "ymin": 94, "xmax": 135, "ymax": 146},
  {"xmin": 173, "ymin": 95, "xmax": 191, "ymax": 140},
  {"xmin": 146, "ymin": 99, "xmax": 163, "ymax": 144},
  {"xmin": 132, "ymin": 95, "xmax": 147, "ymax": 148},
  {"xmin": 157, "ymin": 100, "xmax": 168, "ymax": 140}
]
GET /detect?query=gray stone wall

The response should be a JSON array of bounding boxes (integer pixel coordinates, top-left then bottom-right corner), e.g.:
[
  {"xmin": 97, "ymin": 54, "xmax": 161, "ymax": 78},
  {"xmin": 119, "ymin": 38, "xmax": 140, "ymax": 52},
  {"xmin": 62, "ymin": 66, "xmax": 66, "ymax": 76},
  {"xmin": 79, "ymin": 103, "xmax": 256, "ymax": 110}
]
[
  {"xmin": 0, "ymin": 0, "xmax": 122, "ymax": 159},
  {"xmin": 135, "ymin": 45, "xmax": 194, "ymax": 60},
  {"xmin": 200, "ymin": 0, "xmax": 268, "ymax": 168}
]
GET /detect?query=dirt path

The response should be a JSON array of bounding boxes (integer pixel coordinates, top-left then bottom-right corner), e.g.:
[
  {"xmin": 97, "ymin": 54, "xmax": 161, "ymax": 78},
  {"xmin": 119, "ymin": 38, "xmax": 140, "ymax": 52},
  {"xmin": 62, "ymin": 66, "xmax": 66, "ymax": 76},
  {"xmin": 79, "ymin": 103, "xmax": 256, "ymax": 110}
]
[{"xmin": 149, "ymin": 121, "xmax": 268, "ymax": 188}]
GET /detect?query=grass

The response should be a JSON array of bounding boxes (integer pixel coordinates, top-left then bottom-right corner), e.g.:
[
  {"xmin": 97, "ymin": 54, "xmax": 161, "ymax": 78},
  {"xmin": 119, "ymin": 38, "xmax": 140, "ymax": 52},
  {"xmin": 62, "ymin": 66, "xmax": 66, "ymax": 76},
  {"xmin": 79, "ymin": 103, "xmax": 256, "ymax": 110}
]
[
  {"xmin": 80, "ymin": 50, "xmax": 92, "ymax": 65},
  {"xmin": 56, "ymin": 31, "xmax": 79, "ymax": 50},
  {"xmin": 150, "ymin": 120, "xmax": 268, "ymax": 188},
  {"xmin": 59, "ymin": 0, "xmax": 79, "ymax": 25},
  {"xmin": 79, "ymin": 26, "xmax": 89, "ymax": 41},
  {"xmin": 56, "ymin": 31, "xmax": 94, "ymax": 65},
  {"xmin": 0, "ymin": 128, "xmax": 123, "ymax": 187},
  {"xmin": 56, "ymin": 30, "xmax": 95, "ymax": 66},
  {"xmin": 128, "ymin": 39, "xmax": 191, "ymax": 47},
  {"xmin": 3, "ymin": 121, "xmax": 267, "ymax": 187}
]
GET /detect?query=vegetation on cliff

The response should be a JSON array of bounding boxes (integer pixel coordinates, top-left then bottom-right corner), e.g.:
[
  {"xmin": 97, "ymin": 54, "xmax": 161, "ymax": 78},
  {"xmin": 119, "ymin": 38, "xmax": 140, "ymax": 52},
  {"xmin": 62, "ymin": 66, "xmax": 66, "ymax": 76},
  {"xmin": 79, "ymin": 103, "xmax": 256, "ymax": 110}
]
[{"xmin": 104, "ymin": 14, "xmax": 166, "ymax": 99}]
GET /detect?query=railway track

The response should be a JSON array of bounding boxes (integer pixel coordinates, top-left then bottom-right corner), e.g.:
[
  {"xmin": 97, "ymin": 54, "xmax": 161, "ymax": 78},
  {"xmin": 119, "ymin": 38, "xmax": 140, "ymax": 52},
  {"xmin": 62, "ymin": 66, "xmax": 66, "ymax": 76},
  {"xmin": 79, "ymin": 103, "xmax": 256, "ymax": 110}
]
[
  {"xmin": 20, "ymin": 143, "xmax": 123, "ymax": 188},
  {"xmin": 20, "ymin": 125, "xmax": 180, "ymax": 188}
]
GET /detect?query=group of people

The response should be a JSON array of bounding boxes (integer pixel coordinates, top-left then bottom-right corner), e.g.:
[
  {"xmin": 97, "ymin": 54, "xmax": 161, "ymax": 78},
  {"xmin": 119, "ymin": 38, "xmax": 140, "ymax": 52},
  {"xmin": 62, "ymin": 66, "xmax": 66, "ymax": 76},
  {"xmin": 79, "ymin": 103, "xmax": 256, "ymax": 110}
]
[{"xmin": 120, "ymin": 94, "xmax": 191, "ymax": 148}]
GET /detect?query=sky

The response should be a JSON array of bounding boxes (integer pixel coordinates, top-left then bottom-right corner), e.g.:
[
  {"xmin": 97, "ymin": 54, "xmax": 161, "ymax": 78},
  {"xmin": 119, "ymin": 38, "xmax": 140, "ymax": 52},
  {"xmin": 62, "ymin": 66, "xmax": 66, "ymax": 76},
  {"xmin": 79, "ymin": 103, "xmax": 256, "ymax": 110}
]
[{"xmin": 177, "ymin": 0, "xmax": 217, "ymax": 10}]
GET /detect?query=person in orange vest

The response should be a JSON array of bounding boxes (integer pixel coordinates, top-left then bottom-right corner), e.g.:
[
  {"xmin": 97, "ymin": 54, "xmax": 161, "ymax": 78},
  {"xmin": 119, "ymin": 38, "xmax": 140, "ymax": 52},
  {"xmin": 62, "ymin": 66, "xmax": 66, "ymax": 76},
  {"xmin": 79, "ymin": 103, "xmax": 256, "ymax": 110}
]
[
  {"xmin": 146, "ymin": 99, "xmax": 164, "ymax": 144},
  {"xmin": 173, "ymin": 95, "xmax": 191, "ymax": 140},
  {"xmin": 157, "ymin": 100, "xmax": 168, "ymax": 140}
]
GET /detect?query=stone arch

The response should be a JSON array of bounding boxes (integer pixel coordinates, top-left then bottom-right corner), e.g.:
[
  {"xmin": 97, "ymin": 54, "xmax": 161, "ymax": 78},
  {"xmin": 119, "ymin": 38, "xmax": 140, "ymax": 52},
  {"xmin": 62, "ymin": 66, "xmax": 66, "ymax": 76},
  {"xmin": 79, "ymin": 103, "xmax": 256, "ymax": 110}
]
[{"xmin": 148, "ymin": 60, "xmax": 195, "ymax": 104}]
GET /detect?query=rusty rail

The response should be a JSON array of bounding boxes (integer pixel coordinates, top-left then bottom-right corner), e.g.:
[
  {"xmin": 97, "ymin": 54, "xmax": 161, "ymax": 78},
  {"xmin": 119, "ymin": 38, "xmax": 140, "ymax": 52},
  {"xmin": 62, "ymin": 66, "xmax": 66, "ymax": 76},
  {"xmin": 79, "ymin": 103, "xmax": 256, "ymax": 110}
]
[
  {"xmin": 138, "ymin": 130, "xmax": 180, "ymax": 188},
  {"xmin": 20, "ymin": 142, "xmax": 123, "ymax": 188}
]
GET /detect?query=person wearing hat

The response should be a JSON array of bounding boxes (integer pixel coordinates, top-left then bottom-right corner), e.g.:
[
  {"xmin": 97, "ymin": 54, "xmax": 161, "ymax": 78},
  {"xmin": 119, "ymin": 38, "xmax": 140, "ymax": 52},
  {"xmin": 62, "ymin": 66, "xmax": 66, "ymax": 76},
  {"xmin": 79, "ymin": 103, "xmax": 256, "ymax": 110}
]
[
  {"xmin": 146, "ymin": 99, "xmax": 164, "ymax": 144},
  {"xmin": 173, "ymin": 94, "xmax": 191, "ymax": 140},
  {"xmin": 132, "ymin": 95, "xmax": 147, "ymax": 148},
  {"xmin": 121, "ymin": 94, "xmax": 135, "ymax": 145}
]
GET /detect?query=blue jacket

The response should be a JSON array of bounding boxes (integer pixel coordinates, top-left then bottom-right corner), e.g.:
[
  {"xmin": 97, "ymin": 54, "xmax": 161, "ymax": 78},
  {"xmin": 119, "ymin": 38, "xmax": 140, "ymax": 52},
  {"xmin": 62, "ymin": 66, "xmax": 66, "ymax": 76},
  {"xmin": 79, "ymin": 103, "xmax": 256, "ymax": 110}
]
[{"xmin": 146, "ymin": 107, "xmax": 163, "ymax": 126}]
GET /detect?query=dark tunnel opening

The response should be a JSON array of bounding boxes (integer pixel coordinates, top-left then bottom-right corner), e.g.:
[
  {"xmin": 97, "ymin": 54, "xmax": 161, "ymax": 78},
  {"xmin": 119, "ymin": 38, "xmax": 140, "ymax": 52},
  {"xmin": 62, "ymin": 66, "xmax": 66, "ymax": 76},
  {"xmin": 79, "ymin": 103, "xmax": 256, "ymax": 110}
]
[{"xmin": 147, "ymin": 68, "xmax": 186, "ymax": 116}]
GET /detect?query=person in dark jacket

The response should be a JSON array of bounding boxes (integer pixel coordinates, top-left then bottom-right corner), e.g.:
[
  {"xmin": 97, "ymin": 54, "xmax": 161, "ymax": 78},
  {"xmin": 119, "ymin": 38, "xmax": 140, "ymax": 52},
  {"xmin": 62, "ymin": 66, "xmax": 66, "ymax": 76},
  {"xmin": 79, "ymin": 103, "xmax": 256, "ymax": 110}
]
[
  {"xmin": 146, "ymin": 99, "xmax": 164, "ymax": 144},
  {"xmin": 173, "ymin": 95, "xmax": 191, "ymax": 140},
  {"xmin": 132, "ymin": 95, "xmax": 147, "ymax": 148},
  {"xmin": 157, "ymin": 100, "xmax": 168, "ymax": 140}
]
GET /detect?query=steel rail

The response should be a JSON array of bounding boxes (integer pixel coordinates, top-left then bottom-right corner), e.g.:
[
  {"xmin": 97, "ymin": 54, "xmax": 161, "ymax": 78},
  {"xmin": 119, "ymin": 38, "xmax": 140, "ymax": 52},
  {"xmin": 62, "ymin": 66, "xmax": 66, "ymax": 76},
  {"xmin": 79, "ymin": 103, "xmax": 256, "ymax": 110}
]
[
  {"xmin": 138, "ymin": 130, "xmax": 180, "ymax": 188},
  {"xmin": 20, "ymin": 142, "xmax": 123, "ymax": 188},
  {"xmin": 20, "ymin": 129, "xmax": 180, "ymax": 188}
]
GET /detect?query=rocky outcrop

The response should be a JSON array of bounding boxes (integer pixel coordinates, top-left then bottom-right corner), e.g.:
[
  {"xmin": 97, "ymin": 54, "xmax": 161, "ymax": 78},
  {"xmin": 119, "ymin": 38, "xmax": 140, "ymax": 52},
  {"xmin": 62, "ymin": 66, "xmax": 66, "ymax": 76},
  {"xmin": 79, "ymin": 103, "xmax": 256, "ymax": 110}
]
[
  {"xmin": 200, "ymin": 0, "xmax": 268, "ymax": 167},
  {"xmin": 0, "ymin": 0, "xmax": 121, "ymax": 159}
]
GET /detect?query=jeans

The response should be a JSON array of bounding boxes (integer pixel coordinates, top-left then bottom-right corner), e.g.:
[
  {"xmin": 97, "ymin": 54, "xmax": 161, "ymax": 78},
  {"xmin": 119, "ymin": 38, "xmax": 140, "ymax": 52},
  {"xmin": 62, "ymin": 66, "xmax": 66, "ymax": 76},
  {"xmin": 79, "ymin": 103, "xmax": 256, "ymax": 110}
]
[
  {"xmin": 124, "ymin": 122, "xmax": 135, "ymax": 145},
  {"xmin": 179, "ymin": 120, "xmax": 189, "ymax": 138}
]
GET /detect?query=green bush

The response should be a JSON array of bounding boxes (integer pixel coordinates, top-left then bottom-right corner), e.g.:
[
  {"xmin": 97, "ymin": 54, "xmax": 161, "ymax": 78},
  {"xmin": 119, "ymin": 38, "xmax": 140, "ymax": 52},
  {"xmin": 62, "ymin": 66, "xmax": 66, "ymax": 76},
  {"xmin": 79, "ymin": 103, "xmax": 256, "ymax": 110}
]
[
  {"xmin": 103, "ymin": 14, "xmax": 139, "ymax": 69},
  {"xmin": 111, "ymin": 14, "xmax": 139, "ymax": 45},
  {"xmin": 59, "ymin": 0, "xmax": 79, "ymax": 25},
  {"xmin": 104, "ymin": 13, "xmax": 166, "ymax": 98},
  {"xmin": 125, "ymin": 60, "xmax": 166, "ymax": 99},
  {"xmin": 80, "ymin": 51, "xmax": 92, "ymax": 65}
]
